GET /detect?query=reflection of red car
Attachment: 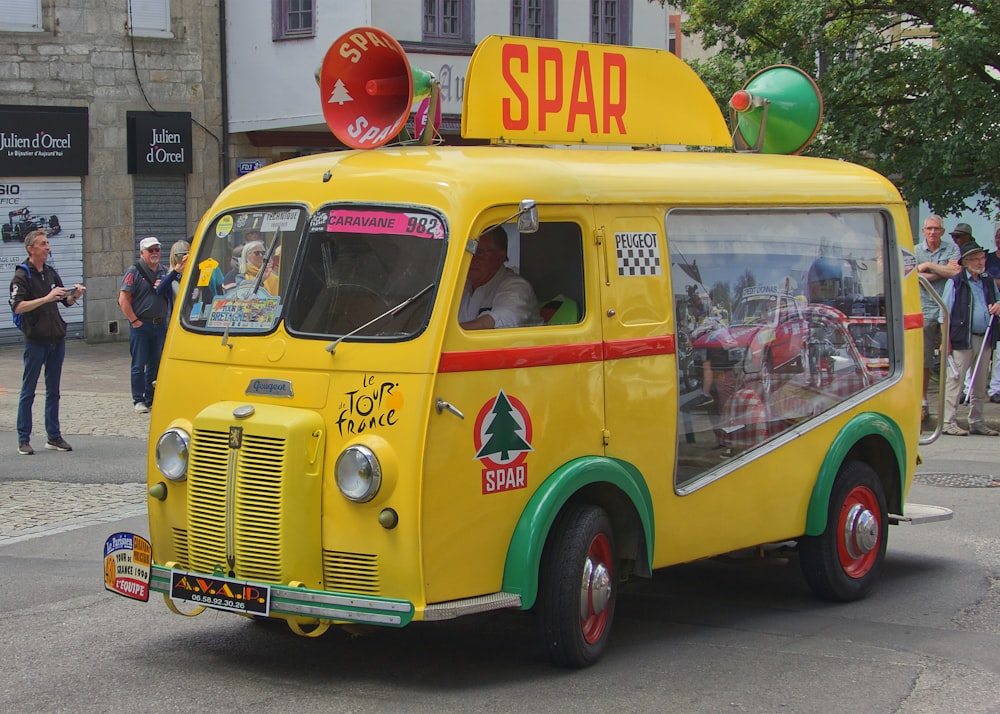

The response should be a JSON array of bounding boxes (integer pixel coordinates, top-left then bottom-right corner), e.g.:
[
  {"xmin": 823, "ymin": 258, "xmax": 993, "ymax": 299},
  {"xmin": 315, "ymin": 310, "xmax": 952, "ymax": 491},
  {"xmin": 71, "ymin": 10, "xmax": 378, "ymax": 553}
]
[{"xmin": 692, "ymin": 288, "xmax": 808, "ymax": 393}]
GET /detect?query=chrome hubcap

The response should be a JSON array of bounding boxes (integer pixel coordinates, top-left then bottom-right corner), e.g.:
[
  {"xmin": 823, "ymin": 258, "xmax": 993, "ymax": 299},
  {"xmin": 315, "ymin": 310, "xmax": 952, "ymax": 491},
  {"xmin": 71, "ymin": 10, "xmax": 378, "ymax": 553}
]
[
  {"xmin": 843, "ymin": 504, "xmax": 879, "ymax": 559},
  {"xmin": 580, "ymin": 557, "xmax": 612, "ymax": 616}
]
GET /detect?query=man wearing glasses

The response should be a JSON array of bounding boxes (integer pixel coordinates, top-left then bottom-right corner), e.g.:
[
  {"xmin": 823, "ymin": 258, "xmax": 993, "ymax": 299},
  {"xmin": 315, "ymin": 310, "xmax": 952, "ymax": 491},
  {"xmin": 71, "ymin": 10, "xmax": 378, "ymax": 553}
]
[
  {"xmin": 118, "ymin": 236, "xmax": 169, "ymax": 413},
  {"xmin": 458, "ymin": 225, "xmax": 536, "ymax": 330}
]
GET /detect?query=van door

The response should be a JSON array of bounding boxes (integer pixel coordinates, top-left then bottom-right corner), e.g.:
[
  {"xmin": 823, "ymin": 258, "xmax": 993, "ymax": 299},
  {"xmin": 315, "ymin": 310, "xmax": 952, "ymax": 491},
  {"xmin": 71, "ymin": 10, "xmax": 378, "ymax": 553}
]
[
  {"xmin": 596, "ymin": 206, "xmax": 678, "ymax": 517},
  {"xmin": 422, "ymin": 207, "xmax": 604, "ymax": 605}
]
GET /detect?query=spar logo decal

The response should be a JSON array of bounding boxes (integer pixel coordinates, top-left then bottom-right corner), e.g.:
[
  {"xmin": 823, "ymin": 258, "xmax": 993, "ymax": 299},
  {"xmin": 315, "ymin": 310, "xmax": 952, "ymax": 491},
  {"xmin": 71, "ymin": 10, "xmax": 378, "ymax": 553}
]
[{"xmin": 473, "ymin": 389, "xmax": 533, "ymax": 495}]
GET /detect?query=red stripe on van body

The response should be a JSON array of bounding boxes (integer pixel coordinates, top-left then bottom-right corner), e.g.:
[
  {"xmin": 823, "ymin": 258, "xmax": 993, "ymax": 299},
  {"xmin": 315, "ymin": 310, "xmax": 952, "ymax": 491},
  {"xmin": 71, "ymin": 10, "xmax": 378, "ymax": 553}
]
[
  {"xmin": 438, "ymin": 335, "xmax": 675, "ymax": 373},
  {"xmin": 904, "ymin": 313, "xmax": 923, "ymax": 330}
]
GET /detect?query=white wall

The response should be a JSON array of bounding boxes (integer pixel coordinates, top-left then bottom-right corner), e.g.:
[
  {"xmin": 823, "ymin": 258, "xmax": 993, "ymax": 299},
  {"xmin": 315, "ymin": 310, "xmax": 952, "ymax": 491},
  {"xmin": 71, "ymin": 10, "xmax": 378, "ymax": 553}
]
[{"xmin": 226, "ymin": 1, "xmax": 371, "ymax": 132}]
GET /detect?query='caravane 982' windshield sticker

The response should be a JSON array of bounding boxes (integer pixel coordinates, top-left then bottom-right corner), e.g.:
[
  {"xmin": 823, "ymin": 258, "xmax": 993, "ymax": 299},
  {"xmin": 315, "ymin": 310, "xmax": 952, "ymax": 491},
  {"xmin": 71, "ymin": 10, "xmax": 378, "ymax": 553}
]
[
  {"xmin": 314, "ymin": 208, "xmax": 445, "ymax": 240},
  {"xmin": 616, "ymin": 231, "xmax": 662, "ymax": 277},
  {"xmin": 474, "ymin": 389, "xmax": 534, "ymax": 495}
]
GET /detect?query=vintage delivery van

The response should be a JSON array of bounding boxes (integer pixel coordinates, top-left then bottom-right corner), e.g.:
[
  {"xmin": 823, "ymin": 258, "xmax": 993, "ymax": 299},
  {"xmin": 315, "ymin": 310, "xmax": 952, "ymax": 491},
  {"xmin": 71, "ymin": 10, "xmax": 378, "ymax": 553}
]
[{"xmin": 104, "ymin": 28, "xmax": 951, "ymax": 667}]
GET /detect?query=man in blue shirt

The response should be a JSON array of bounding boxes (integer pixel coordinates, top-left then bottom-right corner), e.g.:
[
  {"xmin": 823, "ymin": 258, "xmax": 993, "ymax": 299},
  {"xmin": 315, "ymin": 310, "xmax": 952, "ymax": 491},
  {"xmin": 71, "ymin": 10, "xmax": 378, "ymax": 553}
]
[
  {"xmin": 118, "ymin": 236, "xmax": 169, "ymax": 413},
  {"xmin": 940, "ymin": 241, "xmax": 1000, "ymax": 435},
  {"xmin": 915, "ymin": 215, "xmax": 959, "ymax": 421}
]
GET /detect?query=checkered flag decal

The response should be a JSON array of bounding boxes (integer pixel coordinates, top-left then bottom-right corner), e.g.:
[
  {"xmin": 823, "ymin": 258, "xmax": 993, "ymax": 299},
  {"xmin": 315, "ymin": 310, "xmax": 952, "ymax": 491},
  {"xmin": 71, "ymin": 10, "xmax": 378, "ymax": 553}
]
[{"xmin": 616, "ymin": 244, "xmax": 662, "ymax": 277}]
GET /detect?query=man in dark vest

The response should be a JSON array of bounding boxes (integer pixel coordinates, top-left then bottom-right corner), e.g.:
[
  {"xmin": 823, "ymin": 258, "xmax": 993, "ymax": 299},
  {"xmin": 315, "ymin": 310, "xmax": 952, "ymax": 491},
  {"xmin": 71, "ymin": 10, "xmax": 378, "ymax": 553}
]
[
  {"xmin": 940, "ymin": 241, "xmax": 1000, "ymax": 435},
  {"xmin": 118, "ymin": 236, "xmax": 168, "ymax": 413},
  {"xmin": 8, "ymin": 229, "xmax": 85, "ymax": 454}
]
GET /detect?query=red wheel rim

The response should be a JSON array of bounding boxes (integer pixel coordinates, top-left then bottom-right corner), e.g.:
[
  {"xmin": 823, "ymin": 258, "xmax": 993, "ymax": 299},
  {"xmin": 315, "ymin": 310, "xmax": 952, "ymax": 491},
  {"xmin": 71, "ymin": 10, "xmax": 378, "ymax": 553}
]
[
  {"xmin": 837, "ymin": 485, "xmax": 881, "ymax": 578},
  {"xmin": 581, "ymin": 532, "xmax": 613, "ymax": 644}
]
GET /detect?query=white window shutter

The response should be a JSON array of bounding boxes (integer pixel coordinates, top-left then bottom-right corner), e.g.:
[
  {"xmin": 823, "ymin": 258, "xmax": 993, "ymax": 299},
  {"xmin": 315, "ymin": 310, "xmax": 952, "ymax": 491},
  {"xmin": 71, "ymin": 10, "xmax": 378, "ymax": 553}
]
[
  {"xmin": 0, "ymin": 0, "xmax": 43, "ymax": 31},
  {"xmin": 128, "ymin": 0, "xmax": 173, "ymax": 38}
]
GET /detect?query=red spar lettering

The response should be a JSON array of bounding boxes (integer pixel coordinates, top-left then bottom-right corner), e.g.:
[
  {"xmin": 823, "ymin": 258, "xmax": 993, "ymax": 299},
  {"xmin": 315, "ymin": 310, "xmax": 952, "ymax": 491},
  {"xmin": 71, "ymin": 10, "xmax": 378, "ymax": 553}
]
[{"xmin": 500, "ymin": 43, "xmax": 628, "ymax": 136}]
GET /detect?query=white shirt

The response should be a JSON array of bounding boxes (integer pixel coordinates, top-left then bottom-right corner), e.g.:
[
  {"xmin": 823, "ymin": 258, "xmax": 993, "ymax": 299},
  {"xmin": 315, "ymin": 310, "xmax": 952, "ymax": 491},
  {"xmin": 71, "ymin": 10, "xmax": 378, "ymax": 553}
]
[{"xmin": 459, "ymin": 266, "xmax": 537, "ymax": 328}]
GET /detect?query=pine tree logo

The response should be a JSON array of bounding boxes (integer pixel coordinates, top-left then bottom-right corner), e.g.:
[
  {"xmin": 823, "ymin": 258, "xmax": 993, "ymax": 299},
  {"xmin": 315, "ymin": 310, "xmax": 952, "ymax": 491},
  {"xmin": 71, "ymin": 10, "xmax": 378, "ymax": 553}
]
[
  {"xmin": 328, "ymin": 79, "xmax": 353, "ymax": 105},
  {"xmin": 474, "ymin": 390, "xmax": 534, "ymax": 465}
]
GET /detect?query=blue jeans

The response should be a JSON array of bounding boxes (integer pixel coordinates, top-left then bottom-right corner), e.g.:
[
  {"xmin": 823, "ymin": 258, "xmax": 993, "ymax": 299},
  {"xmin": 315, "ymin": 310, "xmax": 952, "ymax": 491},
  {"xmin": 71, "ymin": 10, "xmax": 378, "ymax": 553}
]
[
  {"xmin": 17, "ymin": 339, "xmax": 66, "ymax": 442},
  {"xmin": 129, "ymin": 321, "xmax": 167, "ymax": 405}
]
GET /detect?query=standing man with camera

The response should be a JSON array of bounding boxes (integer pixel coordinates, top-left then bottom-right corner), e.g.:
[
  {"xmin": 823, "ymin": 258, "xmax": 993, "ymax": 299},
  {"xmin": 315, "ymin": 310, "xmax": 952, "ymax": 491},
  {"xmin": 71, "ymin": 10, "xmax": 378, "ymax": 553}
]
[
  {"xmin": 118, "ymin": 236, "xmax": 168, "ymax": 413},
  {"xmin": 8, "ymin": 229, "xmax": 85, "ymax": 455}
]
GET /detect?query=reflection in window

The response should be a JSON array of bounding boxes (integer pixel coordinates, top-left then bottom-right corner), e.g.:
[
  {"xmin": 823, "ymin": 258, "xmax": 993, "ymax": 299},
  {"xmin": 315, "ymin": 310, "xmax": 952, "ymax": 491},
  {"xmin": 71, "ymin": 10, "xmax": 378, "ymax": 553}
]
[{"xmin": 669, "ymin": 210, "xmax": 891, "ymax": 487}]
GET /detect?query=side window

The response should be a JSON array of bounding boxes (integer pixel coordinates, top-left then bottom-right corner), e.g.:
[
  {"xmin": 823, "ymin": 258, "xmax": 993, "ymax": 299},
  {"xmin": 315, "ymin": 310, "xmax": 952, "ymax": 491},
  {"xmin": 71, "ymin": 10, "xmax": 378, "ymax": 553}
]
[
  {"xmin": 511, "ymin": 0, "xmax": 556, "ymax": 39},
  {"xmin": 670, "ymin": 210, "xmax": 891, "ymax": 487},
  {"xmin": 0, "ymin": 0, "xmax": 42, "ymax": 32},
  {"xmin": 423, "ymin": 0, "xmax": 473, "ymax": 46},
  {"xmin": 590, "ymin": 0, "xmax": 632, "ymax": 45},
  {"xmin": 128, "ymin": 0, "xmax": 172, "ymax": 39},
  {"xmin": 461, "ymin": 222, "xmax": 585, "ymax": 330},
  {"xmin": 272, "ymin": 0, "xmax": 315, "ymax": 41}
]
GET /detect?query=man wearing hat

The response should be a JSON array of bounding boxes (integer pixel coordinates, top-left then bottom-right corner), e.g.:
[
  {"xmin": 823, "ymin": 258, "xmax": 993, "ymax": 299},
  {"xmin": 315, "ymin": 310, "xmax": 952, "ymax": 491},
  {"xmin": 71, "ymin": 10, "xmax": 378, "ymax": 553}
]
[
  {"xmin": 118, "ymin": 236, "xmax": 169, "ymax": 413},
  {"xmin": 949, "ymin": 222, "xmax": 976, "ymax": 250},
  {"xmin": 939, "ymin": 240, "xmax": 1000, "ymax": 435}
]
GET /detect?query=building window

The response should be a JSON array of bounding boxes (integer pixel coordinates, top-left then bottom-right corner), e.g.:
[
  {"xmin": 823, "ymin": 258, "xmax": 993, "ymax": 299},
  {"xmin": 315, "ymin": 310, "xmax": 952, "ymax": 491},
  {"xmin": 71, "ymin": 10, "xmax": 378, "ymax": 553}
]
[
  {"xmin": 128, "ymin": 0, "xmax": 172, "ymax": 39},
  {"xmin": 511, "ymin": 0, "xmax": 555, "ymax": 39},
  {"xmin": 0, "ymin": 0, "xmax": 42, "ymax": 32},
  {"xmin": 273, "ymin": 0, "xmax": 315, "ymax": 41},
  {"xmin": 591, "ymin": 0, "xmax": 632, "ymax": 45},
  {"xmin": 668, "ymin": 14, "xmax": 681, "ymax": 57},
  {"xmin": 423, "ymin": 0, "xmax": 473, "ymax": 45}
]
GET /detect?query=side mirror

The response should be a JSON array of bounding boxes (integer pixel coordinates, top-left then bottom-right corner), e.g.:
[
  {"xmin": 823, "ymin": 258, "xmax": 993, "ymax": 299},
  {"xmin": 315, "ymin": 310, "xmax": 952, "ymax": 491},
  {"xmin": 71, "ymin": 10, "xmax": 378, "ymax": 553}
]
[{"xmin": 517, "ymin": 199, "xmax": 538, "ymax": 234}]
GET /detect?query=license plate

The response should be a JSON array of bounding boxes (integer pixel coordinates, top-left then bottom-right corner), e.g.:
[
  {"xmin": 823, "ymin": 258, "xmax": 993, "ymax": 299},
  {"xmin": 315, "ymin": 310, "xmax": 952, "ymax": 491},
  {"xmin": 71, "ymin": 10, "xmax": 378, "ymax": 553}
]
[{"xmin": 169, "ymin": 571, "xmax": 271, "ymax": 616}]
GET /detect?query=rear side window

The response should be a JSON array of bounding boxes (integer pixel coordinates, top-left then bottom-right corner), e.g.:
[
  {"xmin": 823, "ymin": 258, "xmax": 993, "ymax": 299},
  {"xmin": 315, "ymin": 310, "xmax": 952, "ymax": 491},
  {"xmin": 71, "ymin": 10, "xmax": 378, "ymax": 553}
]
[{"xmin": 668, "ymin": 209, "xmax": 892, "ymax": 487}]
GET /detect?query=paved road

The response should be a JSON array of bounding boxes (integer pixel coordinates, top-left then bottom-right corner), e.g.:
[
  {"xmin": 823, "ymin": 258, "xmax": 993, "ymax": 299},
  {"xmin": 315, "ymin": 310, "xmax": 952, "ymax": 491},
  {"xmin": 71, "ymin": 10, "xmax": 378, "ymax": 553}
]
[{"xmin": 0, "ymin": 340, "xmax": 147, "ymax": 545}]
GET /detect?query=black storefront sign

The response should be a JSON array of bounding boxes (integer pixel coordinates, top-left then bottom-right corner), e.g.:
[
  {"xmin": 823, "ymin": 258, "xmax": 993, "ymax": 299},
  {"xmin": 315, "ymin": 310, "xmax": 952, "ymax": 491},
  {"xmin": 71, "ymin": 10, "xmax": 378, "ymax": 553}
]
[
  {"xmin": 0, "ymin": 105, "xmax": 89, "ymax": 177},
  {"xmin": 127, "ymin": 111, "xmax": 192, "ymax": 175}
]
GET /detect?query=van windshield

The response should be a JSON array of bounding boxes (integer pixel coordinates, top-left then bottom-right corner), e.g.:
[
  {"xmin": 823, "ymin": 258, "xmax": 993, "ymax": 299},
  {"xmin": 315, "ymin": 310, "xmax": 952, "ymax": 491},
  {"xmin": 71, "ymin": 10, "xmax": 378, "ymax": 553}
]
[
  {"xmin": 180, "ymin": 206, "xmax": 306, "ymax": 334},
  {"xmin": 284, "ymin": 205, "xmax": 446, "ymax": 339}
]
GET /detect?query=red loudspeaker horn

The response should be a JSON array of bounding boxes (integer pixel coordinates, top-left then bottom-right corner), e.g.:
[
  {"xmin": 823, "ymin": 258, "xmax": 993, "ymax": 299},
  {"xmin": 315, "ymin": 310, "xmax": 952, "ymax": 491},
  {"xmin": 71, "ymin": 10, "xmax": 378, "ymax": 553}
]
[{"xmin": 319, "ymin": 26, "xmax": 433, "ymax": 149}]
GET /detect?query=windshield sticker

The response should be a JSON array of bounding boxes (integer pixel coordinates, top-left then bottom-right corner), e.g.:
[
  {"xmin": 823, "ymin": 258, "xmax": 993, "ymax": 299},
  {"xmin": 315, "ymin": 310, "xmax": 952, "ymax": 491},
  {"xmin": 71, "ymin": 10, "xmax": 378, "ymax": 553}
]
[
  {"xmin": 336, "ymin": 373, "xmax": 404, "ymax": 436},
  {"xmin": 324, "ymin": 210, "xmax": 445, "ymax": 240},
  {"xmin": 103, "ymin": 532, "xmax": 152, "ymax": 602},
  {"xmin": 615, "ymin": 231, "xmax": 662, "ymax": 277},
  {"xmin": 206, "ymin": 295, "xmax": 280, "ymax": 329},
  {"xmin": 899, "ymin": 246, "xmax": 916, "ymax": 277},
  {"xmin": 260, "ymin": 209, "xmax": 300, "ymax": 232},
  {"xmin": 215, "ymin": 214, "xmax": 234, "ymax": 238},
  {"xmin": 473, "ymin": 390, "xmax": 533, "ymax": 495}
]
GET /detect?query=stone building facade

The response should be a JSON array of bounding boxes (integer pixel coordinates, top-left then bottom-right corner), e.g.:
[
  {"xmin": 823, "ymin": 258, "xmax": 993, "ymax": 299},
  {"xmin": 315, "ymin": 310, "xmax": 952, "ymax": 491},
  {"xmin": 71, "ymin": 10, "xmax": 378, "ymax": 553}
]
[{"xmin": 0, "ymin": 0, "xmax": 223, "ymax": 344}]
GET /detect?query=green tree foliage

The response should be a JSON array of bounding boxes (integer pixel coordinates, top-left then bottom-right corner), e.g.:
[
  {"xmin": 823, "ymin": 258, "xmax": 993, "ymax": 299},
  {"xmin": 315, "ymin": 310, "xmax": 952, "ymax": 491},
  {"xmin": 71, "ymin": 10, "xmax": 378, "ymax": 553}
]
[{"xmin": 651, "ymin": 0, "xmax": 1000, "ymax": 216}]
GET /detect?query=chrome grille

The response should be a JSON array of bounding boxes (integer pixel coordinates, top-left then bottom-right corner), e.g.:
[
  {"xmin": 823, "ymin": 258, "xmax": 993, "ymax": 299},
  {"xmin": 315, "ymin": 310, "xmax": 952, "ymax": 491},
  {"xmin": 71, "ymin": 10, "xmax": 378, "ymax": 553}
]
[{"xmin": 323, "ymin": 550, "xmax": 380, "ymax": 594}]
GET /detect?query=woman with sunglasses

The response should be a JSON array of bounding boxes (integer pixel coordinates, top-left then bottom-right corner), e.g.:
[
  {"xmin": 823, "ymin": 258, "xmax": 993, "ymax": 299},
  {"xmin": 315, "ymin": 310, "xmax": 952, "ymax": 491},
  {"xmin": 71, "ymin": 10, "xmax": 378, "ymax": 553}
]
[
  {"xmin": 155, "ymin": 240, "xmax": 190, "ymax": 313},
  {"xmin": 238, "ymin": 239, "xmax": 278, "ymax": 295}
]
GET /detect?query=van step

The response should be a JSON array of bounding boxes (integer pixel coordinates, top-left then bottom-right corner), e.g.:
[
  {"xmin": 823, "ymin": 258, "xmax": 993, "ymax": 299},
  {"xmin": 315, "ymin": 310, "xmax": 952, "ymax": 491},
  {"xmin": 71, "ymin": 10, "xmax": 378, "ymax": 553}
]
[{"xmin": 889, "ymin": 502, "xmax": 954, "ymax": 525}]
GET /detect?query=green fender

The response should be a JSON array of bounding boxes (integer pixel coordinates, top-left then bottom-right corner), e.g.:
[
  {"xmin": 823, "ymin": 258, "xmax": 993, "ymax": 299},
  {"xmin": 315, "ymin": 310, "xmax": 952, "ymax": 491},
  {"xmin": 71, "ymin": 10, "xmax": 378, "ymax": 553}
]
[
  {"xmin": 805, "ymin": 412, "xmax": 907, "ymax": 536},
  {"xmin": 501, "ymin": 456, "xmax": 655, "ymax": 610}
]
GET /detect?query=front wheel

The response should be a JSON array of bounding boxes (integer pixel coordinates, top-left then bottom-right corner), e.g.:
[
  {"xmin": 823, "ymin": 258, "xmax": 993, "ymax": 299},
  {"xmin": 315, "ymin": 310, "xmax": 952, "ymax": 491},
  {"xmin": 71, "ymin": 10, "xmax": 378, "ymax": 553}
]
[
  {"xmin": 799, "ymin": 461, "xmax": 887, "ymax": 601},
  {"xmin": 538, "ymin": 504, "xmax": 617, "ymax": 668}
]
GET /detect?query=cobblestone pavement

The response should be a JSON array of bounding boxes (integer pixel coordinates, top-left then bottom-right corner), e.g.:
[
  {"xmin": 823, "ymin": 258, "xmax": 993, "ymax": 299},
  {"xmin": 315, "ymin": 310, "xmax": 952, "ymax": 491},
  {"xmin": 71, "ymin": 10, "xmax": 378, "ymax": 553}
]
[{"xmin": 0, "ymin": 340, "xmax": 148, "ymax": 545}]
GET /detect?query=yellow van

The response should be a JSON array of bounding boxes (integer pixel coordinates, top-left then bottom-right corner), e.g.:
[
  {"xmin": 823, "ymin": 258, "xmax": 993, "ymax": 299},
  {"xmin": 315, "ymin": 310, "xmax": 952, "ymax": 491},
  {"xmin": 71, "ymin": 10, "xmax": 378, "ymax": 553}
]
[{"xmin": 104, "ymin": 30, "xmax": 950, "ymax": 667}]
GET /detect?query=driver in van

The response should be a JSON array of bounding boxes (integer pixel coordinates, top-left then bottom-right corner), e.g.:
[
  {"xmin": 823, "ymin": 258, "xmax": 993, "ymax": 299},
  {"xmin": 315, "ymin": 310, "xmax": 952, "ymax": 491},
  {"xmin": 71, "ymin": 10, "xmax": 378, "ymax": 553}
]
[{"xmin": 459, "ymin": 225, "xmax": 537, "ymax": 330}]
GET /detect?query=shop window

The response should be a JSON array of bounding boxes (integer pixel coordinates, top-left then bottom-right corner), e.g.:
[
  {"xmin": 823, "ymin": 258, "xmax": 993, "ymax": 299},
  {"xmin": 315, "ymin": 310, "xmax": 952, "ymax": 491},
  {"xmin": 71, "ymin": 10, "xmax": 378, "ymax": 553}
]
[
  {"xmin": 668, "ymin": 14, "xmax": 681, "ymax": 57},
  {"xmin": 0, "ymin": 0, "xmax": 42, "ymax": 32},
  {"xmin": 511, "ymin": 0, "xmax": 556, "ymax": 39},
  {"xmin": 590, "ymin": 0, "xmax": 632, "ymax": 45},
  {"xmin": 272, "ymin": 0, "xmax": 315, "ymax": 41},
  {"xmin": 128, "ymin": 0, "xmax": 172, "ymax": 39}
]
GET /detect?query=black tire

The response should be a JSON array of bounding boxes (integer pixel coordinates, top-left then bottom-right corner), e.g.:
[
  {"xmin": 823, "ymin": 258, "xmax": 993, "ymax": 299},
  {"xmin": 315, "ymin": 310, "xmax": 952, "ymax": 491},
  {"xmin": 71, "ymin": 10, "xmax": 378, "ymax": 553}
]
[
  {"xmin": 799, "ymin": 461, "xmax": 887, "ymax": 601},
  {"xmin": 538, "ymin": 504, "xmax": 617, "ymax": 668}
]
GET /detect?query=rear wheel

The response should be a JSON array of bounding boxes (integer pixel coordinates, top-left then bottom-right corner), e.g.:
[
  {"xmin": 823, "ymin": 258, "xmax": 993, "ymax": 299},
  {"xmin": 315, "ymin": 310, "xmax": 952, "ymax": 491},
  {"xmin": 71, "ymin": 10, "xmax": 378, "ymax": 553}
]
[
  {"xmin": 539, "ymin": 504, "xmax": 617, "ymax": 668},
  {"xmin": 799, "ymin": 461, "xmax": 887, "ymax": 601}
]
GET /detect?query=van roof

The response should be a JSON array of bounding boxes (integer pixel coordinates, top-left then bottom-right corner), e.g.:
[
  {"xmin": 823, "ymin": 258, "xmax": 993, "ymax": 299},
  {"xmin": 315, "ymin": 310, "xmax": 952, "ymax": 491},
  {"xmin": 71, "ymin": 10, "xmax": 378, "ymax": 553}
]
[{"xmin": 221, "ymin": 146, "xmax": 903, "ymax": 214}]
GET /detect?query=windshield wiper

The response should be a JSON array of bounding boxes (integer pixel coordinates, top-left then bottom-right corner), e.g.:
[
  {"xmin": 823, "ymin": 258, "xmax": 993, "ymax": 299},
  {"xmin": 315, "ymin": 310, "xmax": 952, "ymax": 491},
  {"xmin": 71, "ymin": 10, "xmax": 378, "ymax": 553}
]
[{"xmin": 326, "ymin": 283, "xmax": 434, "ymax": 355}]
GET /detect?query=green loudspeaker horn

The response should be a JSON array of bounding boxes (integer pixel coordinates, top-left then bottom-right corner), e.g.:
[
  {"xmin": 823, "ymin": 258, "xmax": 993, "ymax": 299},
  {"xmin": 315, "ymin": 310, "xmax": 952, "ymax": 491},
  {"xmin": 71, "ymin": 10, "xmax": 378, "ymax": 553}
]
[{"xmin": 729, "ymin": 65, "xmax": 823, "ymax": 155}]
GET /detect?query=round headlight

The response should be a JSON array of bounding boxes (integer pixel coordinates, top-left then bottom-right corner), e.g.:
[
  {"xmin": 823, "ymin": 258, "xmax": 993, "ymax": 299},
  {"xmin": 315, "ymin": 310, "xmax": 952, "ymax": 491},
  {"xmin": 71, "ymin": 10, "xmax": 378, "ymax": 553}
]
[
  {"xmin": 335, "ymin": 445, "xmax": 382, "ymax": 503},
  {"xmin": 156, "ymin": 428, "xmax": 190, "ymax": 481}
]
